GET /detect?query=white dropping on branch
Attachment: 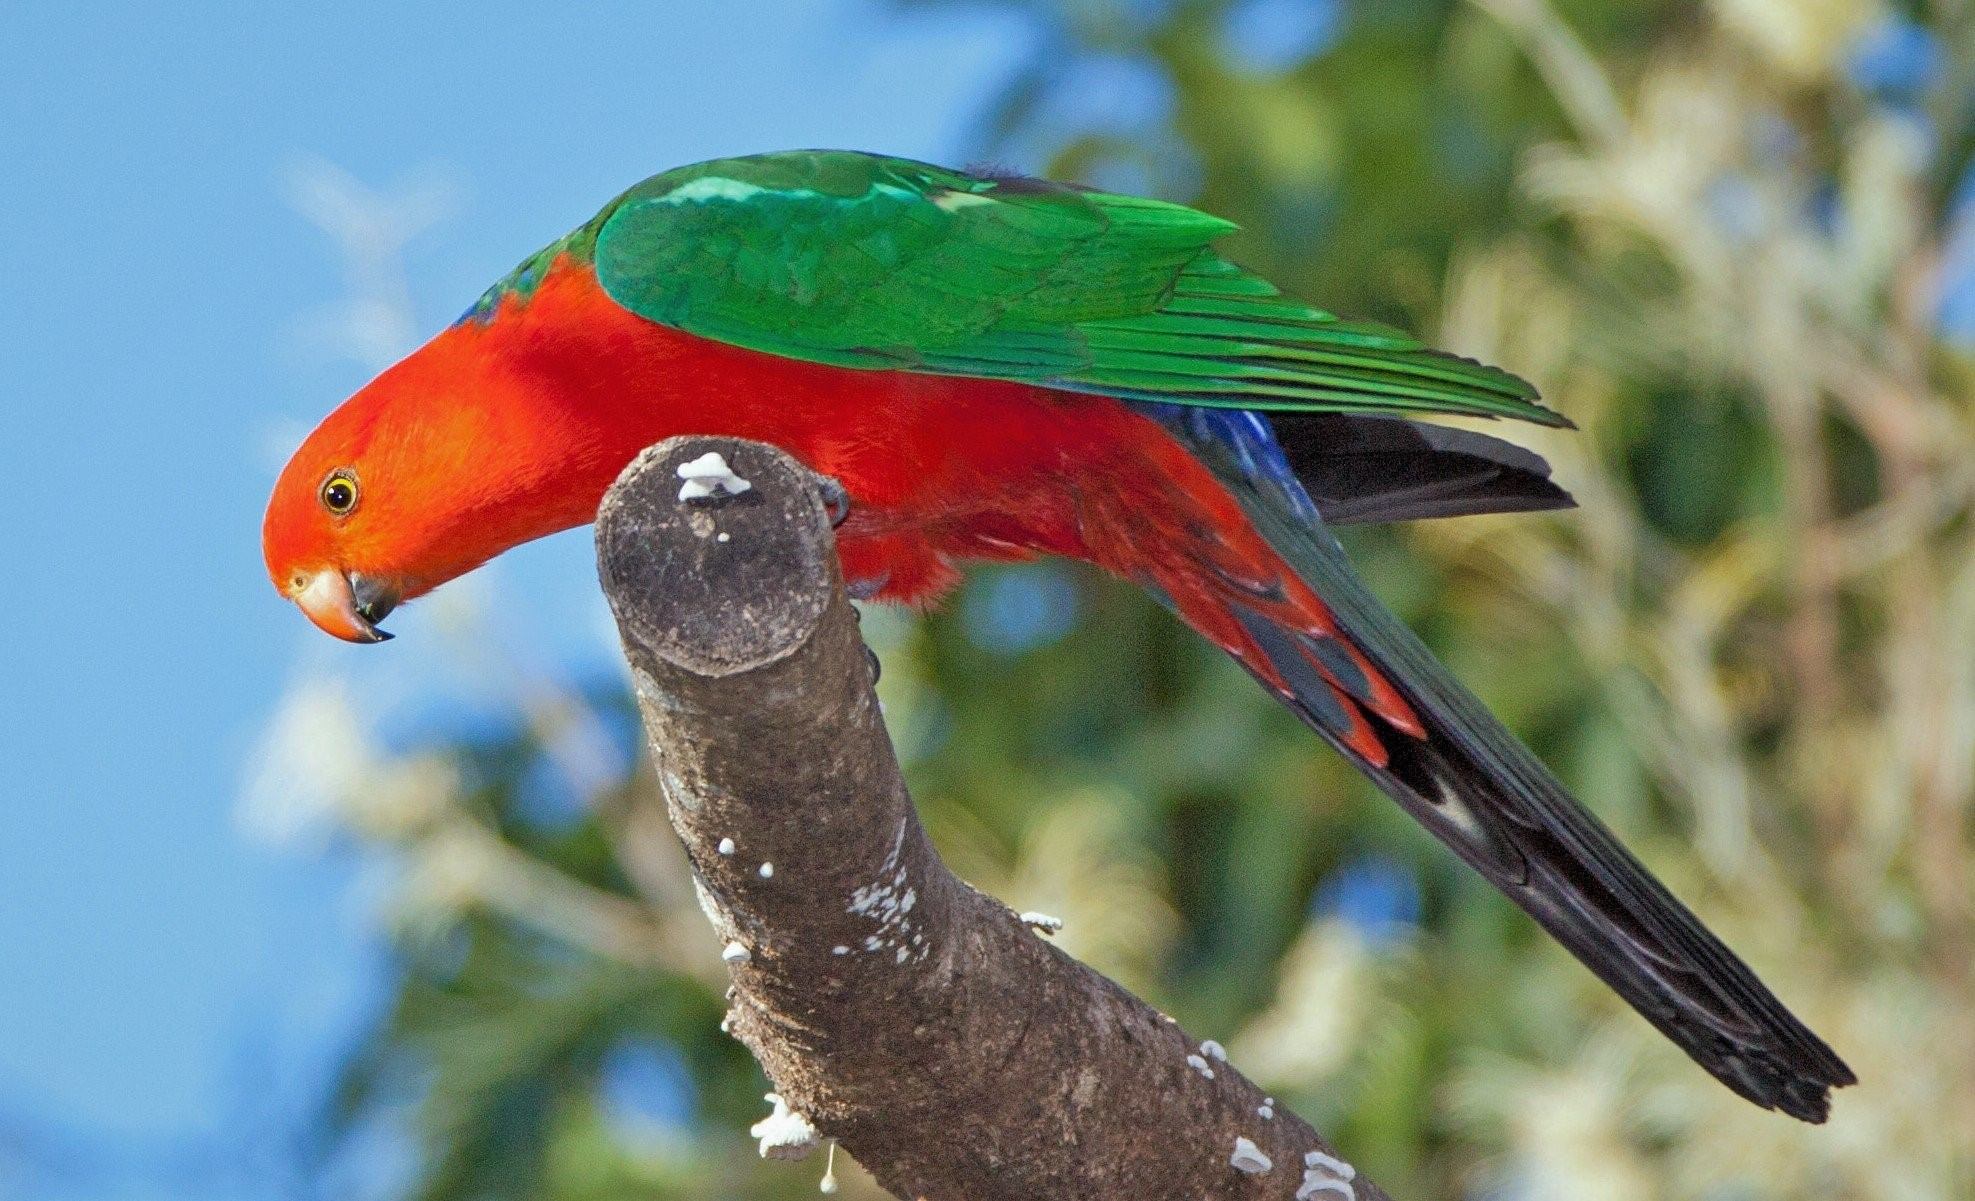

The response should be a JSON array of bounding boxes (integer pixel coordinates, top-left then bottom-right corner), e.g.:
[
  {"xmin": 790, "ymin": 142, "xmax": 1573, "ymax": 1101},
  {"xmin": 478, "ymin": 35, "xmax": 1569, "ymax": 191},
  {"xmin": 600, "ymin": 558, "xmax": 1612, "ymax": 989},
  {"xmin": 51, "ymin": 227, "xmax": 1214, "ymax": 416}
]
[
  {"xmin": 1229, "ymin": 1137, "xmax": 1273, "ymax": 1174},
  {"xmin": 721, "ymin": 941, "xmax": 751, "ymax": 964},
  {"xmin": 677, "ymin": 451, "xmax": 754, "ymax": 501},
  {"xmin": 1297, "ymin": 1149, "xmax": 1359, "ymax": 1201},
  {"xmin": 750, "ymin": 1093, "xmax": 821, "ymax": 1160},
  {"xmin": 1019, "ymin": 911, "xmax": 1064, "ymax": 934},
  {"xmin": 717, "ymin": 837, "xmax": 736, "ymax": 856}
]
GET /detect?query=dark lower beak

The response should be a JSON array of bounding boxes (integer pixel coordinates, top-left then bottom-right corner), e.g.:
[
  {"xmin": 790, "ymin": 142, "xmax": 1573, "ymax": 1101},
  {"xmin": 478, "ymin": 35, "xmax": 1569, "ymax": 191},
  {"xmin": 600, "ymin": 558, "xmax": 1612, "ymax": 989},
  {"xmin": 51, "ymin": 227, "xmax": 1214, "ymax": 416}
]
[{"xmin": 294, "ymin": 569, "xmax": 400, "ymax": 643}]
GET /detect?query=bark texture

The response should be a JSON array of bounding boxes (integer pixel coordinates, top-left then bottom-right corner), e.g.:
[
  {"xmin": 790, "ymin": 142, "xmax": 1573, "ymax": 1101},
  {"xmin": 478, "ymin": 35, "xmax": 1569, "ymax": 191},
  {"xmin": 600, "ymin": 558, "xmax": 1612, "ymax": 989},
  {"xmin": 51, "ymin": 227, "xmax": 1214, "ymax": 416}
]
[{"xmin": 596, "ymin": 436, "xmax": 1390, "ymax": 1201}]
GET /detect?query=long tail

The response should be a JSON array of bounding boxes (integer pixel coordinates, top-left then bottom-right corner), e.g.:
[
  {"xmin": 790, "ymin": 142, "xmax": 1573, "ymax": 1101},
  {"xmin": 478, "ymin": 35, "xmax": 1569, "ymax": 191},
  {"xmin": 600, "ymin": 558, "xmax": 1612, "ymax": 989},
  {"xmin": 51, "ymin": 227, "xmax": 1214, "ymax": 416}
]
[{"xmin": 1091, "ymin": 412, "xmax": 1854, "ymax": 1122}]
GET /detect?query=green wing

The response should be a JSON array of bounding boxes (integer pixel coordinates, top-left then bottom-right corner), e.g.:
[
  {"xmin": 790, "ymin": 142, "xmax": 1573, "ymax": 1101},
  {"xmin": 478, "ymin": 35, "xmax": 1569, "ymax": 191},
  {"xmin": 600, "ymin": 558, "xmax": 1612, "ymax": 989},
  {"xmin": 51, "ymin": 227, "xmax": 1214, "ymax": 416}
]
[{"xmin": 584, "ymin": 150, "xmax": 1562, "ymax": 426}]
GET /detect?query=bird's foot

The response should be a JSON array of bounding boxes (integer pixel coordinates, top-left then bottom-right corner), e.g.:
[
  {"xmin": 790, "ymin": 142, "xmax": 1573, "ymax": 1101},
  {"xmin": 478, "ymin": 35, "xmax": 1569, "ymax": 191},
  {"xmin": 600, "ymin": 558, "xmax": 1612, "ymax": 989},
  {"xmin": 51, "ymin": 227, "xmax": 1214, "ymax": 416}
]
[
  {"xmin": 815, "ymin": 475, "xmax": 851, "ymax": 528},
  {"xmin": 845, "ymin": 571, "xmax": 890, "ymax": 602}
]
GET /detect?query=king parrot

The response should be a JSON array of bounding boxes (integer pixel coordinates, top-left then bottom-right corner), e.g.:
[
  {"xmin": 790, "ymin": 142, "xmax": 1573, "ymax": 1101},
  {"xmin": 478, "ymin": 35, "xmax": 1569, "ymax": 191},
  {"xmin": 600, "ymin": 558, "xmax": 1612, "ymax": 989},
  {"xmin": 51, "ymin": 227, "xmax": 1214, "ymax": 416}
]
[{"xmin": 262, "ymin": 150, "xmax": 1853, "ymax": 1121}]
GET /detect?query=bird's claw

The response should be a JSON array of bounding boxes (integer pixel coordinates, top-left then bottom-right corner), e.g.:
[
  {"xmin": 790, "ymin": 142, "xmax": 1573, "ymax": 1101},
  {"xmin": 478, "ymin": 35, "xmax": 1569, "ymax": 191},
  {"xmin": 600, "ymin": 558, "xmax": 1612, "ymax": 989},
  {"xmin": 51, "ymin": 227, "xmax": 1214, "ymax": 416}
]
[{"xmin": 816, "ymin": 476, "xmax": 851, "ymax": 528}]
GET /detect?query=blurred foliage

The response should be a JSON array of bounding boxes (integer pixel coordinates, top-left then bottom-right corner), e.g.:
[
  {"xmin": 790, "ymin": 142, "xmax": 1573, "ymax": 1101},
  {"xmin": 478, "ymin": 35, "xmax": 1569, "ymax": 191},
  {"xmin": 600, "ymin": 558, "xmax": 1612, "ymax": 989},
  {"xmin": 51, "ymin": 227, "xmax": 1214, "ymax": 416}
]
[{"xmin": 277, "ymin": 0, "xmax": 1975, "ymax": 1196}]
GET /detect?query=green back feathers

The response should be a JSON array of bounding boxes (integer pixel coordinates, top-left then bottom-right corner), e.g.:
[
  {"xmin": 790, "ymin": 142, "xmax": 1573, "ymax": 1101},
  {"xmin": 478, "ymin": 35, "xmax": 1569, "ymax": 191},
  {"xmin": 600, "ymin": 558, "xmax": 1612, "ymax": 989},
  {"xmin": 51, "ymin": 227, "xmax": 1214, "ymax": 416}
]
[{"xmin": 473, "ymin": 150, "xmax": 1560, "ymax": 427}]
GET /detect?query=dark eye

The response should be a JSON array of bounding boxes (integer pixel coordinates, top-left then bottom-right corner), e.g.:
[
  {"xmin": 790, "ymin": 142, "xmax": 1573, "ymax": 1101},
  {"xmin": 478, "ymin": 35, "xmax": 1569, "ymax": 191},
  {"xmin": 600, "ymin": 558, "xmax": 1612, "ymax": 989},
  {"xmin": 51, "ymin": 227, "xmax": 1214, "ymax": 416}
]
[{"xmin": 320, "ymin": 472, "xmax": 359, "ymax": 516}]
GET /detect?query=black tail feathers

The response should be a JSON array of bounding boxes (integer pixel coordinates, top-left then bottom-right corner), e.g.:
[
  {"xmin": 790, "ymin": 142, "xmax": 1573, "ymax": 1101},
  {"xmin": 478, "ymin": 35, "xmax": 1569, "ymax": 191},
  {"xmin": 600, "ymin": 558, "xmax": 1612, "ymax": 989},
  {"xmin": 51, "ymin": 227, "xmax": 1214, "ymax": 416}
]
[
  {"xmin": 1204, "ymin": 435, "xmax": 1854, "ymax": 1122},
  {"xmin": 1273, "ymin": 411, "xmax": 1576, "ymax": 525}
]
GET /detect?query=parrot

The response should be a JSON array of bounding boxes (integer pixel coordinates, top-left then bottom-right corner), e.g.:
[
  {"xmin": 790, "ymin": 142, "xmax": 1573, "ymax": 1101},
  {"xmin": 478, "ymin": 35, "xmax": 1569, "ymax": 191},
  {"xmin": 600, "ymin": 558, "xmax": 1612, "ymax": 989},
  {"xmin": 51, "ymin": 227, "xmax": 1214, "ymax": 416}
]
[{"xmin": 262, "ymin": 150, "xmax": 1852, "ymax": 1121}]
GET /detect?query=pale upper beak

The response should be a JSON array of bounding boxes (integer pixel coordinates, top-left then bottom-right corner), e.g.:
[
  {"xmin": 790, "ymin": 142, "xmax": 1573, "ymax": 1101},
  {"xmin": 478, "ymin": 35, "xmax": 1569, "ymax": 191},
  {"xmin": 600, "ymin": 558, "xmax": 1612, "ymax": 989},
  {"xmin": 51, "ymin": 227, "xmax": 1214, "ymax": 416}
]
[{"xmin": 293, "ymin": 568, "xmax": 399, "ymax": 643}]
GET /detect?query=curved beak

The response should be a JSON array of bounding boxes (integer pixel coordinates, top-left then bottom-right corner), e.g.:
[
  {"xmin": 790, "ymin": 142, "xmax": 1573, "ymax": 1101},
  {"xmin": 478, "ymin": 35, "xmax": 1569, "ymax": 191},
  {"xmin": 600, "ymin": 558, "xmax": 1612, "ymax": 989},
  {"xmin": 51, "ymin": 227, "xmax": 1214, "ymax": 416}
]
[{"xmin": 293, "ymin": 569, "xmax": 399, "ymax": 643}]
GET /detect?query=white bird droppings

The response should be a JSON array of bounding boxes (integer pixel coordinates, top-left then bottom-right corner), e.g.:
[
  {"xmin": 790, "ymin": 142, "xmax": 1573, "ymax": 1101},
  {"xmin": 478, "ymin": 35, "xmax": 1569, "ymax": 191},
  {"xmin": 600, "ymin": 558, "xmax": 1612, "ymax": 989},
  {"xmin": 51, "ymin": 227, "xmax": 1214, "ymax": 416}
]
[
  {"xmin": 1186, "ymin": 1054, "xmax": 1215, "ymax": 1079},
  {"xmin": 845, "ymin": 819, "xmax": 928, "ymax": 963},
  {"xmin": 1297, "ymin": 1150, "xmax": 1358, "ymax": 1201},
  {"xmin": 1229, "ymin": 1137, "xmax": 1272, "ymax": 1174},
  {"xmin": 716, "ymin": 531, "xmax": 731, "ymax": 542},
  {"xmin": 1200, "ymin": 1039, "xmax": 1228, "ymax": 1062},
  {"xmin": 1258, "ymin": 1104, "xmax": 1275, "ymax": 1120},
  {"xmin": 750, "ymin": 1093, "xmax": 820, "ymax": 1160},
  {"xmin": 819, "ymin": 1141, "xmax": 839, "ymax": 1194},
  {"xmin": 1019, "ymin": 911, "xmax": 1064, "ymax": 934},
  {"xmin": 677, "ymin": 451, "xmax": 753, "ymax": 501},
  {"xmin": 721, "ymin": 941, "xmax": 751, "ymax": 964},
  {"xmin": 717, "ymin": 837, "xmax": 736, "ymax": 856},
  {"xmin": 832, "ymin": 945, "xmax": 850, "ymax": 956},
  {"xmin": 759, "ymin": 862, "xmax": 775, "ymax": 879}
]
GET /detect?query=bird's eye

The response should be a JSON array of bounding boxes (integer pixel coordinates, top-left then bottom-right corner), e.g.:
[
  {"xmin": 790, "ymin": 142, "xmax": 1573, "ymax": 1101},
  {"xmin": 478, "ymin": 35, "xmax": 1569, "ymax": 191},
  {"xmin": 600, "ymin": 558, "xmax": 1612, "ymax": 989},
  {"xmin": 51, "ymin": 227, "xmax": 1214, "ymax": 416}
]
[{"xmin": 320, "ymin": 471, "xmax": 360, "ymax": 516}]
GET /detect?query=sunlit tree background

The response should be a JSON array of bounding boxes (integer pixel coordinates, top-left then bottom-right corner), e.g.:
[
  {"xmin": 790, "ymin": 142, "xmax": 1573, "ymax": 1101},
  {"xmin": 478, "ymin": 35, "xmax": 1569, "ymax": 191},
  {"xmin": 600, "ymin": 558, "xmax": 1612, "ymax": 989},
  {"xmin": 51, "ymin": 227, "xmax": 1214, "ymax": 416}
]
[{"xmin": 249, "ymin": 0, "xmax": 1975, "ymax": 1197}]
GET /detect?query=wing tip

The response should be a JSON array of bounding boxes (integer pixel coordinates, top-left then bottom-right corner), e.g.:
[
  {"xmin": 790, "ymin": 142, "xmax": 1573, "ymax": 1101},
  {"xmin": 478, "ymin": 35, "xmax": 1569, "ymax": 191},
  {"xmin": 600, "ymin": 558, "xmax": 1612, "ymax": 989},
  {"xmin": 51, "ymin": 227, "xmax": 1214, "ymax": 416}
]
[{"xmin": 1536, "ymin": 405, "xmax": 1578, "ymax": 431}]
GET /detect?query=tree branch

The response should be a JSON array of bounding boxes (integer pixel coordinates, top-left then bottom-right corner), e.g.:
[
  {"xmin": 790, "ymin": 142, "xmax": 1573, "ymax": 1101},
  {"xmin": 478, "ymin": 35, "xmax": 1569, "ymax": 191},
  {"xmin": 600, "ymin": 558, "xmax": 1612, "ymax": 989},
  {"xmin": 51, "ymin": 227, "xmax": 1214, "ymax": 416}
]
[{"xmin": 596, "ymin": 436, "xmax": 1388, "ymax": 1201}]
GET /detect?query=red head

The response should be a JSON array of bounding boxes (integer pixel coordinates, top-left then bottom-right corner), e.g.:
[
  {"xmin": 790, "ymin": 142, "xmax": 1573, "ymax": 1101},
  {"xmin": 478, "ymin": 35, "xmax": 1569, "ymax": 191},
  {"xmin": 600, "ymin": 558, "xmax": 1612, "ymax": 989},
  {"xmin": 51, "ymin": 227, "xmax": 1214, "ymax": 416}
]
[
  {"xmin": 264, "ymin": 339, "xmax": 503, "ymax": 639},
  {"xmin": 262, "ymin": 268, "xmax": 661, "ymax": 641}
]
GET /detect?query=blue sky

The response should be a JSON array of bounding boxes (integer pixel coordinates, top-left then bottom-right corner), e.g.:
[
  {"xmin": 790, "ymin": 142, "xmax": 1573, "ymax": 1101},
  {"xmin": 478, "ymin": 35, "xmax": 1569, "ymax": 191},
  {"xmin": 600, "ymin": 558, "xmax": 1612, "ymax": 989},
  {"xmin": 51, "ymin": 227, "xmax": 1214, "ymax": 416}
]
[{"xmin": 0, "ymin": 3, "xmax": 1026, "ymax": 1194}]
